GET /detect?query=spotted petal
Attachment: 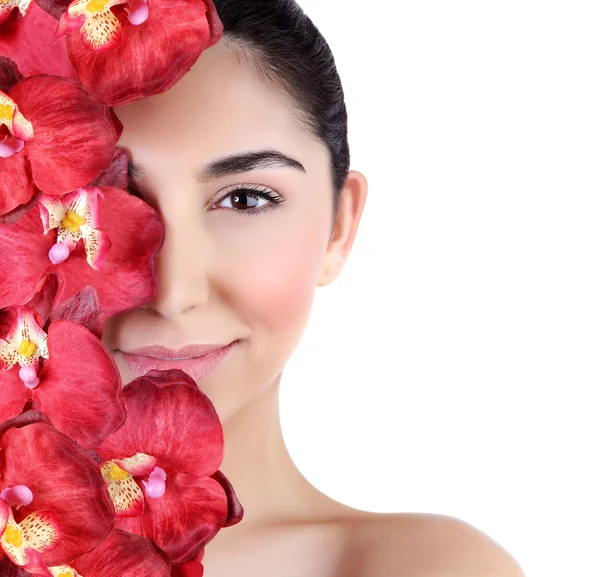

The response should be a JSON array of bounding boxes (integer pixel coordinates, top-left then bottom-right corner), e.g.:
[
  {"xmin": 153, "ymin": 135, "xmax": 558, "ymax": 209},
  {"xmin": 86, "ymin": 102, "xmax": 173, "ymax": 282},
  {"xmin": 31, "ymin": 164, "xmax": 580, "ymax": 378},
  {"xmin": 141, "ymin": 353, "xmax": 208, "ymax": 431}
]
[
  {"xmin": 100, "ymin": 462, "xmax": 145, "ymax": 518},
  {"xmin": 0, "ymin": 0, "xmax": 32, "ymax": 26},
  {"xmin": 0, "ymin": 307, "xmax": 48, "ymax": 371},
  {"xmin": 1, "ymin": 508, "xmax": 61, "ymax": 572},
  {"xmin": 49, "ymin": 566, "xmax": 82, "ymax": 577}
]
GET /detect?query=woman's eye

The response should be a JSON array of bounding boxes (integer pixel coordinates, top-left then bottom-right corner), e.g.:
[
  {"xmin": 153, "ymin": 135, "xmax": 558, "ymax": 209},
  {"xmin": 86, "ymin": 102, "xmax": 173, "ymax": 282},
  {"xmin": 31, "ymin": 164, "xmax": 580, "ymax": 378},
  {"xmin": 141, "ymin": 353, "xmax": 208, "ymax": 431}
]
[{"xmin": 212, "ymin": 187, "xmax": 284, "ymax": 215}]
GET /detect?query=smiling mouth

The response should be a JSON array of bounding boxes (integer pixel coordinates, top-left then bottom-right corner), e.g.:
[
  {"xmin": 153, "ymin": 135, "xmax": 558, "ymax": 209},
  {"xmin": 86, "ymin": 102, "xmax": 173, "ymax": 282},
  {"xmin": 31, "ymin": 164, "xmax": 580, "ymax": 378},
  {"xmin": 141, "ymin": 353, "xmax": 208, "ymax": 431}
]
[{"xmin": 119, "ymin": 341, "xmax": 237, "ymax": 380}]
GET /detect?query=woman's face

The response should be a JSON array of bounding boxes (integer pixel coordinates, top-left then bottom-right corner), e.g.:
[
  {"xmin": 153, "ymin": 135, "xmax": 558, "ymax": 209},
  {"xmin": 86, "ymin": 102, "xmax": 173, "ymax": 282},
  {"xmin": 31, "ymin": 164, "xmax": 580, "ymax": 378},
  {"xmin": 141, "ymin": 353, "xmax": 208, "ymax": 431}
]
[{"xmin": 102, "ymin": 40, "xmax": 339, "ymax": 420}]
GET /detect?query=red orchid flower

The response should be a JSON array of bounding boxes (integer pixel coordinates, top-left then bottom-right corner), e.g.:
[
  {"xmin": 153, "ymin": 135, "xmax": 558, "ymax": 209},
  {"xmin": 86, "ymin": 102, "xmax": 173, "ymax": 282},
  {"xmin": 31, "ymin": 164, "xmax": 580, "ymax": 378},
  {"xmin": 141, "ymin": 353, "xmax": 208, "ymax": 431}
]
[
  {"xmin": 0, "ymin": 306, "xmax": 125, "ymax": 448},
  {"xmin": 46, "ymin": 529, "xmax": 171, "ymax": 577},
  {"xmin": 95, "ymin": 370, "xmax": 243, "ymax": 564},
  {"xmin": 45, "ymin": 0, "xmax": 224, "ymax": 106},
  {"xmin": 0, "ymin": 185, "xmax": 165, "ymax": 317},
  {"xmin": 0, "ymin": 62, "xmax": 118, "ymax": 216},
  {"xmin": 0, "ymin": 411, "xmax": 115, "ymax": 572}
]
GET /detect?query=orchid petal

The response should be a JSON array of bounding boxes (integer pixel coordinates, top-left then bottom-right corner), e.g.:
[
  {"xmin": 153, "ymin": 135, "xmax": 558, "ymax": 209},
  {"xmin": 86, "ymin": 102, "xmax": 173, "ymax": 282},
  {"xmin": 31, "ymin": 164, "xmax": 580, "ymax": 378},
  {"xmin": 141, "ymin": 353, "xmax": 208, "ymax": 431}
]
[
  {"xmin": 0, "ymin": 366, "xmax": 30, "ymax": 423},
  {"xmin": 100, "ymin": 462, "xmax": 145, "ymax": 518},
  {"xmin": 0, "ymin": 308, "xmax": 48, "ymax": 371},
  {"xmin": 72, "ymin": 529, "xmax": 171, "ymax": 577},
  {"xmin": 90, "ymin": 147, "xmax": 128, "ymax": 190},
  {"xmin": 0, "ymin": 4, "xmax": 75, "ymax": 79},
  {"xmin": 0, "ymin": 58, "xmax": 23, "ymax": 94},
  {"xmin": 0, "ymin": 499, "xmax": 8, "ymax": 534},
  {"xmin": 33, "ymin": 320, "xmax": 125, "ymax": 449},
  {"xmin": 49, "ymin": 566, "xmax": 82, "ymax": 577},
  {"xmin": 0, "ymin": 150, "xmax": 34, "ymax": 216},
  {"xmin": 0, "ymin": 137, "xmax": 24, "ymax": 158},
  {"xmin": 9, "ymin": 75, "xmax": 118, "ymax": 195},
  {"xmin": 114, "ymin": 454, "xmax": 156, "ymax": 477},
  {"xmin": 0, "ymin": 422, "xmax": 115, "ymax": 566}
]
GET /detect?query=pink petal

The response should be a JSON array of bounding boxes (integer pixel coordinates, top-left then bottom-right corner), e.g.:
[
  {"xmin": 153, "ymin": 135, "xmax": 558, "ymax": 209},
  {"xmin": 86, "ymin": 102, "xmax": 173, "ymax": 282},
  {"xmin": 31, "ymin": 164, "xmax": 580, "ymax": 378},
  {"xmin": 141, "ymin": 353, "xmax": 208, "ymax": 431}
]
[
  {"xmin": 0, "ymin": 486, "xmax": 34, "ymax": 509},
  {"xmin": 0, "ymin": 136, "xmax": 24, "ymax": 158},
  {"xmin": 33, "ymin": 320, "xmax": 125, "ymax": 449}
]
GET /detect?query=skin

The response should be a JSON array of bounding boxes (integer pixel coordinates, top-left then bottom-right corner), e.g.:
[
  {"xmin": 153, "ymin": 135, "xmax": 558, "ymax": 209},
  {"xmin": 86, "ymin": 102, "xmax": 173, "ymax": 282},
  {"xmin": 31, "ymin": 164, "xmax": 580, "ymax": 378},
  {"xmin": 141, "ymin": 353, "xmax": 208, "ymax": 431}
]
[{"xmin": 104, "ymin": 39, "xmax": 525, "ymax": 577}]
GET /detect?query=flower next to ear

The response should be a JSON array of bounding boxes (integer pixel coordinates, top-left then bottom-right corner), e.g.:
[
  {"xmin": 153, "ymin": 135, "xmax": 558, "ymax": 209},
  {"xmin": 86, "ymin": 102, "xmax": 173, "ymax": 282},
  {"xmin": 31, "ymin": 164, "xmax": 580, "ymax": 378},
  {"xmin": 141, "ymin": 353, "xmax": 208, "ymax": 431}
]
[
  {"xmin": 0, "ymin": 306, "xmax": 126, "ymax": 448},
  {"xmin": 95, "ymin": 370, "xmax": 243, "ymax": 565},
  {"xmin": 47, "ymin": 0, "xmax": 224, "ymax": 106},
  {"xmin": 0, "ymin": 59, "xmax": 119, "ymax": 217},
  {"xmin": 0, "ymin": 411, "xmax": 115, "ymax": 573},
  {"xmin": 0, "ymin": 185, "xmax": 165, "ymax": 317}
]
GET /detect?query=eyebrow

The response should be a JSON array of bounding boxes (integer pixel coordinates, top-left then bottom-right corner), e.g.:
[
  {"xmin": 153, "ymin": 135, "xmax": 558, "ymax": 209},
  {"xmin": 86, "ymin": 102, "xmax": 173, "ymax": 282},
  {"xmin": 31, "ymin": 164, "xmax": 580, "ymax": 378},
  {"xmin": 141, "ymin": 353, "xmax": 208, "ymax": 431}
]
[{"xmin": 127, "ymin": 150, "xmax": 306, "ymax": 182}]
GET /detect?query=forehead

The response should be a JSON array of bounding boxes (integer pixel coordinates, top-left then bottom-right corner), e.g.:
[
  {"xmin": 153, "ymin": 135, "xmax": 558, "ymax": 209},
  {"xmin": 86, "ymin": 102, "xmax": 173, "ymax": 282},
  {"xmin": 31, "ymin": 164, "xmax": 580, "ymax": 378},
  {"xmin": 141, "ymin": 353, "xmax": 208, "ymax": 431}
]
[{"xmin": 114, "ymin": 40, "xmax": 321, "ymax": 165}]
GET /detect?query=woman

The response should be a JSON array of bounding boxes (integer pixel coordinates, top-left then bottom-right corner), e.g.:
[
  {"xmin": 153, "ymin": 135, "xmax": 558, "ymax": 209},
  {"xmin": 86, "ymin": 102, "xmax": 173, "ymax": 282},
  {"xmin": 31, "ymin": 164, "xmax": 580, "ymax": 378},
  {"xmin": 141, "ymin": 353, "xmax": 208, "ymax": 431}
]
[{"xmin": 103, "ymin": 0, "xmax": 525, "ymax": 575}]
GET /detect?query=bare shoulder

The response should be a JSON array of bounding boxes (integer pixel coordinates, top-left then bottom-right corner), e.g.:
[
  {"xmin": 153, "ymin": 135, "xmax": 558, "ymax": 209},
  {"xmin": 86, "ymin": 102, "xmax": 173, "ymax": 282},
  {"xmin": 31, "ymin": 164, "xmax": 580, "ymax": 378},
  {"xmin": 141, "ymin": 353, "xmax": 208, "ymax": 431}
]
[{"xmin": 336, "ymin": 512, "xmax": 525, "ymax": 577}]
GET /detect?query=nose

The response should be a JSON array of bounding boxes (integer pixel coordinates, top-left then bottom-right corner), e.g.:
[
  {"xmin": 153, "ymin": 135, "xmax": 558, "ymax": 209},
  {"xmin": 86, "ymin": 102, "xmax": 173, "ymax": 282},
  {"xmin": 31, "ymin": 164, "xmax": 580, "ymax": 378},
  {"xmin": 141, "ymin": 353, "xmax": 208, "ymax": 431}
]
[{"xmin": 148, "ymin": 219, "xmax": 211, "ymax": 319}]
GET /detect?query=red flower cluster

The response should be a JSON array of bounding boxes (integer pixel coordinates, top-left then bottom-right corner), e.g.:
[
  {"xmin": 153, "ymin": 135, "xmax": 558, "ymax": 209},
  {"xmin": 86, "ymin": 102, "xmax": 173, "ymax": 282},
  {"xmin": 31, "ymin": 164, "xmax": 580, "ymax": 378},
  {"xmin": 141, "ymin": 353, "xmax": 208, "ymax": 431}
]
[{"xmin": 0, "ymin": 1, "xmax": 244, "ymax": 570}]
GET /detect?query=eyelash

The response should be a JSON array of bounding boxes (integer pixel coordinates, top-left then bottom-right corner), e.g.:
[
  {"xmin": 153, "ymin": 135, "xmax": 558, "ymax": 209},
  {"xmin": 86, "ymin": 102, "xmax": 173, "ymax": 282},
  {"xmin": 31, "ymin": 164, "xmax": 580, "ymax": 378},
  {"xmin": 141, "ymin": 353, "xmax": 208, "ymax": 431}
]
[
  {"xmin": 126, "ymin": 180, "xmax": 285, "ymax": 216},
  {"xmin": 210, "ymin": 183, "xmax": 285, "ymax": 216}
]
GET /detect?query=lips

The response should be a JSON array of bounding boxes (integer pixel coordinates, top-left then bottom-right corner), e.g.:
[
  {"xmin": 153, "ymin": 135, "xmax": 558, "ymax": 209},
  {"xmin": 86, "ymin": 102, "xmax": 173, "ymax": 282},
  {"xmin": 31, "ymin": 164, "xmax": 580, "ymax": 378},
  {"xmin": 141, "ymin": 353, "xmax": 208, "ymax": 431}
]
[{"xmin": 119, "ymin": 341, "xmax": 236, "ymax": 381}]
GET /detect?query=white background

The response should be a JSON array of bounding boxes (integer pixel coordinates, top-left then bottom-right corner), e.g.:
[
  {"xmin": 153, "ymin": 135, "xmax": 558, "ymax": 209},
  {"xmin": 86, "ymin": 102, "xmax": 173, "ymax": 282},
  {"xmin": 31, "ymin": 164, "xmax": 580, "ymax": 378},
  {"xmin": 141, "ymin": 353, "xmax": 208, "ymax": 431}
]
[{"xmin": 280, "ymin": 2, "xmax": 600, "ymax": 577}]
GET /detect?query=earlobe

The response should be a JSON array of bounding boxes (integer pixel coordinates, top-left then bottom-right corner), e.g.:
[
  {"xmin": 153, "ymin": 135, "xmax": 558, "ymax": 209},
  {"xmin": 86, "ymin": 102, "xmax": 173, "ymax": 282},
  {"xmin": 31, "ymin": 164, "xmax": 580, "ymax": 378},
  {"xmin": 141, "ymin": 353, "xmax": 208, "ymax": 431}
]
[{"xmin": 318, "ymin": 170, "xmax": 368, "ymax": 287}]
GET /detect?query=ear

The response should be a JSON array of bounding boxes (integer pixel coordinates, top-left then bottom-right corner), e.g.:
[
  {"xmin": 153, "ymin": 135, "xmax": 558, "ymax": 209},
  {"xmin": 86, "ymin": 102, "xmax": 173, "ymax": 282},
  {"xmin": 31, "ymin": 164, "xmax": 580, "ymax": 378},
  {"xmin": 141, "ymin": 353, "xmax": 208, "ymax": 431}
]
[{"xmin": 318, "ymin": 170, "xmax": 368, "ymax": 287}]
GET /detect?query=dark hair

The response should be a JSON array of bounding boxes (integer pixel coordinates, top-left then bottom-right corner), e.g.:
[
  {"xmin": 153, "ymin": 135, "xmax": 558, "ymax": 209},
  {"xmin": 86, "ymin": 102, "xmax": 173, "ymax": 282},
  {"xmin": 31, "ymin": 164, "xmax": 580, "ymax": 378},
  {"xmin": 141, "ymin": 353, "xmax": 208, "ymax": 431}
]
[{"xmin": 213, "ymin": 0, "xmax": 350, "ymax": 211}]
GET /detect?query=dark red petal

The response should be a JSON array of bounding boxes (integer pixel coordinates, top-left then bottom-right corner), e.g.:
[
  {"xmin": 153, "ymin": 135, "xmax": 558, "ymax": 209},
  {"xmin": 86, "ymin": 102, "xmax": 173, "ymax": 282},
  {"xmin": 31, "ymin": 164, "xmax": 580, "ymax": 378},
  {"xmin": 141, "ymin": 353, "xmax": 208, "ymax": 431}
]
[
  {"xmin": 0, "ymin": 204, "xmax": 53, "ymax": 310},
  {"xmin": 116, "ymin": 475, "xmax": 228, "ymax": 564},
  {"xmin": 203, "ymin": 0, "xmax": 224, "ymax": 49},
  {"xmin": 0, "ymin": 3, "xmax": 75, "ymax": 78},
  {"xmin": 33, "ymin": 320, "xmax": 125, "ymax": 449},
  {"xmin": 0, "ymin": 366, "xmax": 30, "ymax": 423},
  {"xmin": 52, "ymin": 186, "xmax": 164, "ymax": 317},
  {"xmin": 0, "ymin": 422, "xmax": 115, "ymax": 566},
  {"xmin": 0, "ymin": 151, "xmax": 35, "ymax": 217},
  {"xmin": 210, "ymin": 470, "xmax": 244, "ymax": 528},
  {"xmin": 173, "ymin": 560, "xmax": 205, "ymax": 577},
  {"xmin": 35, "ymin": 0, "xmax": 70, "ymax": 21},
  {"xmin": 0, "ymin": 557, "xmax": 31, "ymax": 576},
  {"xmin": 0, "ymin": 188, "xmax": 42, "ymax": 225},
  {"xmin": 65, "ymin": 0, "xmax": 220, "ymax": 106},
  {"xmin": 72, "ymin": 529, "xmax": 171, "ymax": 577},
  {"xmin": 10, "ymin": 75, "xmax": 117, "ymax": 194},
  {"xmin": 97, "ymin": 370, "xmax": 224, "ymax": 477},
  {"xmin": 49, "ymin": 285, "xmax": 104, "ymax": 339},
  {"xmin": 109, "ymin": 108, "xmax": 123, "ymax": 141},
  {"xmin": 0, "ymin": 57, "xmax": 23, "ymax": 93},
  {"xmin": 24, "ymin": 274, "xmax": 59, "ymax": 327},
  {"xmin": 0, "ymin": 409, "xmax": 52, "ymax": 438},
  {"xmin": 89, "ymin": 147, "xmax": 128, "ymax": 190}
]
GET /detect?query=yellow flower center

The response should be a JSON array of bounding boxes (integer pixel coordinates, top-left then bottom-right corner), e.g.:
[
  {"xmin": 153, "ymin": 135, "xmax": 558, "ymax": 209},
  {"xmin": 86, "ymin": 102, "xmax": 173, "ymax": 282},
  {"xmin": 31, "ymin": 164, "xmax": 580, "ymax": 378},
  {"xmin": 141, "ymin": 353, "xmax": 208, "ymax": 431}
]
[
  {"xmin": 4, "ymin": 525, "xmax": 23, "ymax": 547},
  {"xmin": 86, "ymin": 0, "xmax": 108, "ymax": 12},
  {"xmin": 61, "ymin": 211, "xmax": 86, "ymax": 234},
  {"xmin": 58, "ymin": 573, "xmax": 73, "ymax": 577},
  {"xmin": 108, "ymin": 464, "xmax": 129, "ymax": 481},
  {"xmin": 17, "ymin": 339, "xmax": 36, "ymax": 358},
  {"xmin": 0, "ymin": 103, "xmax": 14, "ymax": 121}
]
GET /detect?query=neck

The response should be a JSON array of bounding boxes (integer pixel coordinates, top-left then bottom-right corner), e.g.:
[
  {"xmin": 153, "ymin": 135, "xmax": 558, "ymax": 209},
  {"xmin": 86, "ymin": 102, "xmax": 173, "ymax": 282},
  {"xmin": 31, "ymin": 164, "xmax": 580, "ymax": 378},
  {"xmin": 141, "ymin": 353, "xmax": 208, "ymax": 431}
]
[{"xmin": 217, "ymin": 373, "xmax": 329, "ymax": 526}]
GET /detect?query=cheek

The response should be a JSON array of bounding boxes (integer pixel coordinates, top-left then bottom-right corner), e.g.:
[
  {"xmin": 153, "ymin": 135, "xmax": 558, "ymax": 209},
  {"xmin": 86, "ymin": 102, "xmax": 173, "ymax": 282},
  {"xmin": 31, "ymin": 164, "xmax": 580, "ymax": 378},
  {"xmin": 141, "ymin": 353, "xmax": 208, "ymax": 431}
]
[{"xmin": 231, "ymin": 225, "xmax": 325, "ymax": 336}]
